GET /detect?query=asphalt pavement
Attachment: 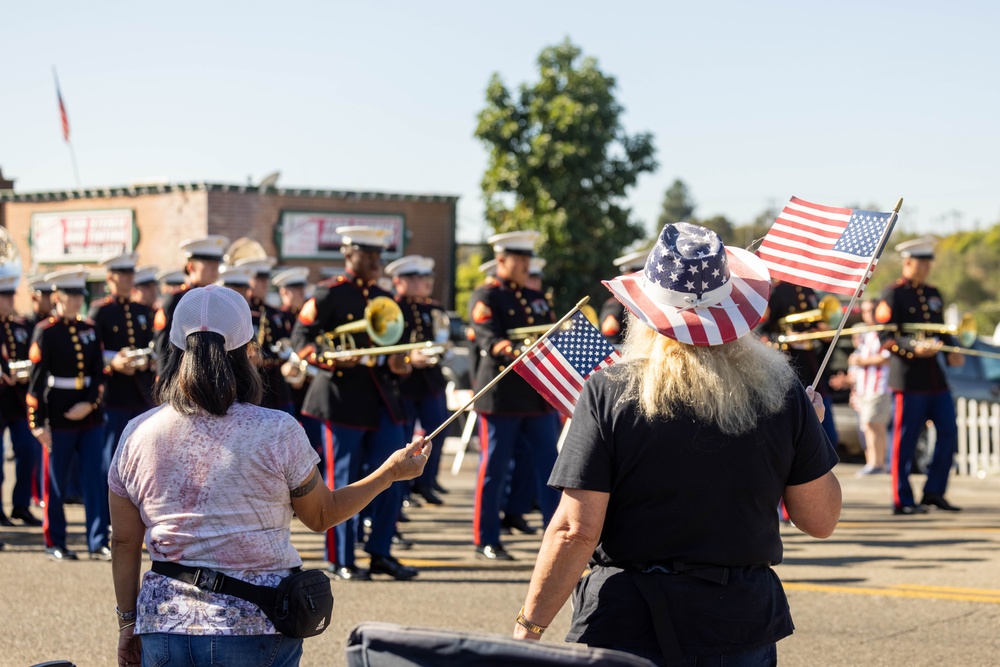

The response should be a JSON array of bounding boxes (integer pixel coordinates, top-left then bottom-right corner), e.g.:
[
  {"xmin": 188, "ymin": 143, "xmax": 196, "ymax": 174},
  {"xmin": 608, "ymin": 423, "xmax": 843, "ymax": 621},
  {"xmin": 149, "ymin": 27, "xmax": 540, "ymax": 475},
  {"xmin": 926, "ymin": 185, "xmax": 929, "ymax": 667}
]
[{"xmin": 2, "ymin": 440, "xmax": 999, "ymax": 667}]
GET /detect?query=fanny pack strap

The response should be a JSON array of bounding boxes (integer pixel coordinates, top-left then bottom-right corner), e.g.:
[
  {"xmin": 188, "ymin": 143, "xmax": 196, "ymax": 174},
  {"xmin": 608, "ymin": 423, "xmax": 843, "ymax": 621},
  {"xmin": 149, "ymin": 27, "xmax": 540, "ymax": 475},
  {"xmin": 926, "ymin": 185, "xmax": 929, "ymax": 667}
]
[{"xmin": 151, "ymin": 561, "xmax": 295, "ymax": 611}]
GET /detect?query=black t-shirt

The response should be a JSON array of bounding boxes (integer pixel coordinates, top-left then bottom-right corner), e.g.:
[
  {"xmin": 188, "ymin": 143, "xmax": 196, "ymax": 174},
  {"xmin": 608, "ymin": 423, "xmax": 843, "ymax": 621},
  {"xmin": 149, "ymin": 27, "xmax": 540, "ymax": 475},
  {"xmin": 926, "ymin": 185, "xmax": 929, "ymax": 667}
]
[{"xmin": 549, "ymin": 363, "xmax": 839, "ymax": 657}]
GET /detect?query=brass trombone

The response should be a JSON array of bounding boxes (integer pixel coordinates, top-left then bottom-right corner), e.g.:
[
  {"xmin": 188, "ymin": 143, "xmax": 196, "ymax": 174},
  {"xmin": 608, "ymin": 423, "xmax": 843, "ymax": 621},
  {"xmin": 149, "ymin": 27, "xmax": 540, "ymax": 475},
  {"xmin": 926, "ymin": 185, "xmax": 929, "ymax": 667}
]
[
  {"xmin": 900, "ymin": 314, "xmax": 1000, "ymax": 360},
  {"xmin": 318, "ymin": 296, "xmax": 433, "ymax": 363},
  {"xmin": 777, "ymin": 324, "xmax": 897, "ymax": 345},
  {"xmin": 774, "ymin": 294, "xmax": 843, "ymax": 333}
]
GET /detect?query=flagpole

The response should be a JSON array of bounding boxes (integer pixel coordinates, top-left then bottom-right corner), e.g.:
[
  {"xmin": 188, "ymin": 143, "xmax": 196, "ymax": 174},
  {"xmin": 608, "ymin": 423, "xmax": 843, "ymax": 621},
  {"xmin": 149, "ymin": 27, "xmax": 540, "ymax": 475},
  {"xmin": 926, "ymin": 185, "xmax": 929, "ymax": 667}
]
[
  {"xmin": 422, "ymin": 296, "xmax": 589, "ymax": 443},
  {"xmin": 810, "ymin": 197, "xmax": 904, "ymax": 389},
  {"xmin": 67, "ymin": 142, "xmax": 82, "ymax": 191}
]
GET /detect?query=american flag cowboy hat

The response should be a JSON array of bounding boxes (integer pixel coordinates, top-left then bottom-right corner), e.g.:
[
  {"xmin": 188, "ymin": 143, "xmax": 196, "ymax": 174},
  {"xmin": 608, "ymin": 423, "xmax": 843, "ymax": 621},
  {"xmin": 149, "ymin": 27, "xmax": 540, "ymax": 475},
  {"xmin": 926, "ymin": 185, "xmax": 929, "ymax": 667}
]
[{"xmin": 603, "ymin": 222, "xmax": 771, "ymax": 346}]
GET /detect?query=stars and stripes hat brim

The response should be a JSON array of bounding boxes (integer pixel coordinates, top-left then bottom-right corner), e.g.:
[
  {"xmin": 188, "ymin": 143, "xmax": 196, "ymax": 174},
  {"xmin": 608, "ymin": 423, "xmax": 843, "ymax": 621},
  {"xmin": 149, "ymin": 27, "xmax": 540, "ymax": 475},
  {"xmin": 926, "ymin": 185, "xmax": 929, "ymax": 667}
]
[{"xmin": 603, "ymin": 222, "xmax": 771, "ymax": 346}]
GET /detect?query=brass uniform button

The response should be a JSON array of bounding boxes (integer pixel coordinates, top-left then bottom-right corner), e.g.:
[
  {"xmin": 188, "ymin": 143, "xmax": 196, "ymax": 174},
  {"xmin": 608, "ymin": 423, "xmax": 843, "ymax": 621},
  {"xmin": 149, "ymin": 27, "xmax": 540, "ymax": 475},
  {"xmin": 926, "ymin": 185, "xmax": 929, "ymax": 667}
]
[{"xmin": 347, "ymin": 313, "xmax": 354, "ymax": 321}]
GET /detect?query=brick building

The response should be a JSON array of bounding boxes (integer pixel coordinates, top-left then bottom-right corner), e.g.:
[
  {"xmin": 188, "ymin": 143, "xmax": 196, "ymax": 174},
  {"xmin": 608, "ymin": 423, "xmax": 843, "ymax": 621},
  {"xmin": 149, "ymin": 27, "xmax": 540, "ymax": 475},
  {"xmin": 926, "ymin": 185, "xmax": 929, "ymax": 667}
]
[{"xmin": 0, "ymin": 179, "xmax": 458, "ymax": 312}]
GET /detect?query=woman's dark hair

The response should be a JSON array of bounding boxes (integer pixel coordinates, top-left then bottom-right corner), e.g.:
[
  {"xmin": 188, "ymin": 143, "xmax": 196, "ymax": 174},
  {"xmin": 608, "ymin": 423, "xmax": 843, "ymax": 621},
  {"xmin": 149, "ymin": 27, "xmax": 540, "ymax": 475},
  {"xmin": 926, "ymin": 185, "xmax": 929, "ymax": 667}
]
[{"xmin": 153, "ymin": 331, "xmax": 263, "ymax": 415}]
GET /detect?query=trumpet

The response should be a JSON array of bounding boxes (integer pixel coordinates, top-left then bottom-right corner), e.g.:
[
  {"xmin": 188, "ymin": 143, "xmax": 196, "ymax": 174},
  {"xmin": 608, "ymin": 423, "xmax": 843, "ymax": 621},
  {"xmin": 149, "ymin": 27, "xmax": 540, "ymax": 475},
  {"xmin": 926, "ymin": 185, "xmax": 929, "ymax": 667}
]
[
  {"xmin": 122, "ymin": 345, "xmax": 157, "ymax": 370},
  {"xmin": 321, "ymin": 341, "xmax": 438, "ymax": 363},
  {"xmin": 8, "ymin": 359, "xmax": 32, "ymax": 383}
]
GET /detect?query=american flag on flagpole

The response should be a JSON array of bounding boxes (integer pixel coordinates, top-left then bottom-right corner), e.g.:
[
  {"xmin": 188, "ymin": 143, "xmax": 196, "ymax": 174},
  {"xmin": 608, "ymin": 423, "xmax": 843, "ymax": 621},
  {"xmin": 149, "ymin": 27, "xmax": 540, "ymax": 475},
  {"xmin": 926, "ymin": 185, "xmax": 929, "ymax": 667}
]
[
  {"xmin": 513, "ymin": 311, "xmax": 621, "ymax": 418},
  {"xmin": 756, "ymin": 197, "xmax": 895, "ymax": 296},
  {"xmin": 54, "ymin": 71, "xmax": 70, "ymax": 143}
]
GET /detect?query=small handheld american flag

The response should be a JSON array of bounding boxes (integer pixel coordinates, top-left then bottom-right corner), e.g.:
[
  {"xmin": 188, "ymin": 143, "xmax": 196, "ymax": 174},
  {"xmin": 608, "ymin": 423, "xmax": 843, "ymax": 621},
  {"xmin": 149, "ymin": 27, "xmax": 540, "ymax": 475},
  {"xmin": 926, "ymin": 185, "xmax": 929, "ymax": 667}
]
[
  {"xmin": 513, "ymin": 311, "xmax": 621, "ymax": 418},
  {"xmin": 756, "ymin": 197, "xmax": 896, "ymax": 296}
]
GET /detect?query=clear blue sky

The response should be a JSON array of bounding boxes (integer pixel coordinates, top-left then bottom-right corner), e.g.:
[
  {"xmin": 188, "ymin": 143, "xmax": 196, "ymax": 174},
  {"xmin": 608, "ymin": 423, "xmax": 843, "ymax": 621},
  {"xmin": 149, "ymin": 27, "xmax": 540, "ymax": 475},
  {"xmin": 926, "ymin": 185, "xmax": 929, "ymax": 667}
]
[{"xmin": 4, "ymin": 1, "xmax": 999, "ymax": 243}]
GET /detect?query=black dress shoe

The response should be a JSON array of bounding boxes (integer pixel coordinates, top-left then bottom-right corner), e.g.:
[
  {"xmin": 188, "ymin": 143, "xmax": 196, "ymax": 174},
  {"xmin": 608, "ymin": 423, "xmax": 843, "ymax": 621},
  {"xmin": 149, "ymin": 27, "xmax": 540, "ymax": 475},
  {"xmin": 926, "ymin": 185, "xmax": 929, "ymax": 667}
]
[
  {"xmin": 432, "ymin": 480, "xmax": 449, "ymax": 495},
  {"xmin": 893, "ymin": 504, "xmax": 929, "ymax": 516},
  {"xmin": 401, "ymin": 496, "xmax": 422, "ymax": 509},
  {"xmin": 327, "ymin": 563, "xmax": 371, "ymax": 581},
  {"xmin": 369, "ymin": 554, "xmax": 418, "ymax": 580},
  {"xmin": 413, "ymin": 484, "xmax": 444, "ymax": 506},
  {"xmin": 921, "ymin": 494, "xmax": 962, "ymax": 511},
  {"xmin": 89, "ymin": 546, "xmax": 112, "ymax": 561},
  {"xmin": 0, "ymin": 512, "xmax": 13, "ymax": 527},
  {"xmin": 11, "ymin": 506, "xmax": 42, "ymax": 527},
  {"xmin": 501, "ymin": 514, "xmax": 538, "ymax": 535},
  {"xmin": 475, "ymin": 543, "xmax": 514, "ymax": 561},
  {"xmin": 391, "ymin": 532, "xmax": 414, "ymax": 550},
  {"xmin": 47, "ymin": 546, "xmax": 79, "ymax": 560}
]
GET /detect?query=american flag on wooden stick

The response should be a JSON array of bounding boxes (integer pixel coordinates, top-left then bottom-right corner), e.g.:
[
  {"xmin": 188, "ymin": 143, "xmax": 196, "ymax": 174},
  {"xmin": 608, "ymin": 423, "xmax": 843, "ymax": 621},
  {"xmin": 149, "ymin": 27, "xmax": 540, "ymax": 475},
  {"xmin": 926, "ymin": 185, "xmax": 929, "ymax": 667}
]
[
  {"xmin": 513, "ymin": 311, "xmax": 621, "ymax": 418},
  {"xmin": 756, "ymin": 197, "xmax": 896, "ymax": 296}
]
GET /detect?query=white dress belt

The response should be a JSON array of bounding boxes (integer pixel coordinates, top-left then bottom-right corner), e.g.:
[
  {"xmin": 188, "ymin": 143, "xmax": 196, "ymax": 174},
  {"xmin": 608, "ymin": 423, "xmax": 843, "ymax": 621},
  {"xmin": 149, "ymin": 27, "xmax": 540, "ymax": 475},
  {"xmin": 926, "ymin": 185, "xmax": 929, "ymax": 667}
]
[{"xmin": 47, "ymin": 376, "xmax": 92, "ymax": 389}]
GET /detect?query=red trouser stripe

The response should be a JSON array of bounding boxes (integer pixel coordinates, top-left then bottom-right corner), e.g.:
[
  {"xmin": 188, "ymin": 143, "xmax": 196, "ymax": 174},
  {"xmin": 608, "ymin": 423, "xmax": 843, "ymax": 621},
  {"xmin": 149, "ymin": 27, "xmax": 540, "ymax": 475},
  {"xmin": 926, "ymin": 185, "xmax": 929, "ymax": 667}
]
[
  {"xmin": 891, "ymin": 392, "xmax": 905, "ymax": 508},
  {"xmin": 41, "ymin": 445, "xmax": 53, "ymax": 548},
  {"xmin": 324, "ymin": 423, "xmax": 337, "ymax": 559},
  {"xmin": 472, "ymin": 415, "xmax": 490, "ymax": 545}
]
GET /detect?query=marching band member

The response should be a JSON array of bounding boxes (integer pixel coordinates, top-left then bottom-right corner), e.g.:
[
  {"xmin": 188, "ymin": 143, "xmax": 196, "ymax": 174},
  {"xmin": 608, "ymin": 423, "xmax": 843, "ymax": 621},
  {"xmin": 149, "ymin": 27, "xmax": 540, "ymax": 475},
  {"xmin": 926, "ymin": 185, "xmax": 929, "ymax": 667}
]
[
  {"xmin": 386, "ymin": 255, "xmax": 450, "ymax": 505},
  {"xmin": 600, "ymin": 249, "xmax": 649, "ymax": 346},
  {"xmin": 89, "ymin": 253, "xmax": 156, "ymax": 475},
  {"xmin": 0, "ymin": 272, "xmax": 42, "ymax": 527},
  {"xmin": 273, "ymin": 267, "xmax": 324, "ymax": 455},
  {"xmin": 131, "ymin": 265, "xmax": 160, "ymax": 309},
  {"xmin": 28, "ymin": 268, "xmax": 109, "ymax": 560},
  {"xmin": 468, "ymin": 231, "xmax": 559, "ymax": 561},
  {"xmin": 758, "ymin": 280, "xmax": 844, "ymax": 448},
  {"xmin": 290, "ymin": 226, "xmax": 416, "ymax": 581},
  {"xmin": 26, "ymin": 275, "xmax": 55, "ymax": 330},
  {"xmin": 877, "ymin": 237, "xmax": 964, "ymax": 515},
  {"xmin": 153, "ymin": 236, "xmax": 229, "ymax": 368},
  {"xmin": 233, "ymin": 256, "xmax": 294, "ymax": 414}
]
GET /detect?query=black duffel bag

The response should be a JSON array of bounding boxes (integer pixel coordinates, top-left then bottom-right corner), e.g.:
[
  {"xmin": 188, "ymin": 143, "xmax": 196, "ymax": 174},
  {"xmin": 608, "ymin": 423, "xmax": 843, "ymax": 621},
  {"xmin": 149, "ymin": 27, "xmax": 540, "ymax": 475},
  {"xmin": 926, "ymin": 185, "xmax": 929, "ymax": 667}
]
[{"xmin": 151, "ymin": 560, "xmax": 333, "ymax": 638}]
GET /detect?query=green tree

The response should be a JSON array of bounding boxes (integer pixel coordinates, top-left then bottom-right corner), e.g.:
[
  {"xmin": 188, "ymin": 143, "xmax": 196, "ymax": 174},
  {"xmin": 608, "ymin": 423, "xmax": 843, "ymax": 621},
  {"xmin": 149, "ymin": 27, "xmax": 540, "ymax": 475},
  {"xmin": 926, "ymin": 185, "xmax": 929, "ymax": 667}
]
[
  {"xmin": 475, "ymin": 38, "xmax": 657, "ymax": 311},
  {"xmin": 454, "ymin": 251, "xmax": 487, "ymax": 320},
  {"xmin": 658, "ymin": 179, "xmax": 695, "ymax": 227}
]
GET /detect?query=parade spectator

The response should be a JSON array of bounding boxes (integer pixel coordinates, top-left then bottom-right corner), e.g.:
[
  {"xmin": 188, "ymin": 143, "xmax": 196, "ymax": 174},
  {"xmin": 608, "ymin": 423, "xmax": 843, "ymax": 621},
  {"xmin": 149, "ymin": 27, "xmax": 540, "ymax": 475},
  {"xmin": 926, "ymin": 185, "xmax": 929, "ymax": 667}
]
[
  {"xmin": 110, "ymin": 285, "xmax": 429, "ymax": 667},
  {"xmin": 514, "ymin": 223, "xmax": 841, "ymax": 666},
  {"xmin": 849, "ymin": 299, "xmax": 892, "ymax": 475}
]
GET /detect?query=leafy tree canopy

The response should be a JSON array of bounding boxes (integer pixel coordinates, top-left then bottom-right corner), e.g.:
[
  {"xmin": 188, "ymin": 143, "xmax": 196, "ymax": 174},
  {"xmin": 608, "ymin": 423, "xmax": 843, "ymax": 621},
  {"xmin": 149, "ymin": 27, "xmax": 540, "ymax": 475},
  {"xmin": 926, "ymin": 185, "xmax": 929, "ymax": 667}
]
[{"xmin": 475, "ymin": 38, "xmax": 657, "ymax": 312}]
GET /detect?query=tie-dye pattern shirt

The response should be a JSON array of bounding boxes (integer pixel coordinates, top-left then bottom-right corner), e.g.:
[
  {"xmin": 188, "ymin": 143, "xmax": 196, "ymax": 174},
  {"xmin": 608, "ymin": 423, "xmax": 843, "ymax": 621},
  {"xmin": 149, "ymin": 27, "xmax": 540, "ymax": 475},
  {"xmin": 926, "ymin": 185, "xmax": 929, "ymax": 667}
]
[{"xmin": 109, "ymin": 402, "xmax": 320, "ymax": 635}]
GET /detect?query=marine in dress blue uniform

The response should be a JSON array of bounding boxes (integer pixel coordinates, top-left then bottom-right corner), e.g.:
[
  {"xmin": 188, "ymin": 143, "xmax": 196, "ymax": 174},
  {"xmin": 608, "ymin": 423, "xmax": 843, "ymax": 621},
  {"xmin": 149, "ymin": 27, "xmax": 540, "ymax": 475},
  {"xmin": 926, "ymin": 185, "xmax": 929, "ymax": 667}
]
[
  {"xmin": 228, "ymin": 257, "xmax": 295, "ymax": 413},
  {"xmin": 273, "ymin": 267, "xmax": 324, "ymax": 456},
  {"xmin": 27, "ymin": 268, "xmax": 109, "ymax": 560},
  {"xmin": 876, "ymin": 237, "xmax": 964, "ymax": 515},
  {"xmin": 468, "ymin": 231, "xmax": 560, "ymax": 561},
  {"xmin": 290, "ymin": 226, "xmax": 416, "ymax": 581},
  {"xmin": 89, "ymin": 253, "xmax": 155, "ymax": 475},
  {"xmin": 386, "ymin": 255, "xmax": 450, "ymax": 506},
  {"xmin": 0, "ymin": 272, "xmax": 43, "ymax": 527},
  {"xmin": 153, "ymin": 236, "xmax": 228, "ymax": 369}
]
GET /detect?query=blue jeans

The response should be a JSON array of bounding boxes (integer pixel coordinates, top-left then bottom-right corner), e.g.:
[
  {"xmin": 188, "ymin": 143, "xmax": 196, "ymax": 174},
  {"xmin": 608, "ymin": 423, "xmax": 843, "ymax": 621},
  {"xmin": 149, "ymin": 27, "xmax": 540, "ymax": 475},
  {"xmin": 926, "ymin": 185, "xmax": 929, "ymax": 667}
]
[
  {"xmin": 104, "ymin": 406, "xmax": 146, "ymax": 473},
  {"xmin": 603, "ymin": 642, "xmax": 777, "ymax": 667},
  {"xmin": 0, "ymin": 416, "xmax": 41, "ymax": 509},
  {"xmin": 46, "ymin": 423, "xmax": 109, "ymax": 551},
  {"xmin": 141, "ymin": 632, "xmax": 303, "ymax": 667}
]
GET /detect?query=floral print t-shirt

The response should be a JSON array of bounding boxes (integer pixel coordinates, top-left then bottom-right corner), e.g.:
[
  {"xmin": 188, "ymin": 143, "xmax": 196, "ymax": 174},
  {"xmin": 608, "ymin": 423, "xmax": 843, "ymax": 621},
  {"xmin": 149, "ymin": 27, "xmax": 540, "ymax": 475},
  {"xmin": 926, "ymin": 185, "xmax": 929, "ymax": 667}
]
[{"xmin": 109, "ymin": 402, "xmax": 320, "ymax": 635}]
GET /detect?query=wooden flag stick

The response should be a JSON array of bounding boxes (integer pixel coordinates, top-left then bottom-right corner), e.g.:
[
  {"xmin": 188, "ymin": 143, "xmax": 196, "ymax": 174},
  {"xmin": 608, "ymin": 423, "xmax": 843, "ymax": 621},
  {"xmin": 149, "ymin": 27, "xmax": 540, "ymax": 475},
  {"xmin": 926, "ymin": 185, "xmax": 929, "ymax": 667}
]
[
  {"xmin": 422, "ymin": 296, "xmax": 590, "ymax": 443},
  {"xmin": 810, "ymin": 197, "xmax": 904, "ymax": 389}
]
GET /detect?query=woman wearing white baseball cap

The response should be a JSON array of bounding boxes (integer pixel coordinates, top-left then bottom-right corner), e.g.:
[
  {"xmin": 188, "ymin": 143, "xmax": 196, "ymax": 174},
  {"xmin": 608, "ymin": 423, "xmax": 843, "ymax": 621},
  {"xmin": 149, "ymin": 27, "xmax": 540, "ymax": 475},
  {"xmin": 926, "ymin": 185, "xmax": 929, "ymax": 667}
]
[
  {"xmin": 109, "ymin": 285, "xmax": 430, "ymax": 666},
  {"xmin": 514, "ymin": 223, "xmax": 841, "ymax": 665}
]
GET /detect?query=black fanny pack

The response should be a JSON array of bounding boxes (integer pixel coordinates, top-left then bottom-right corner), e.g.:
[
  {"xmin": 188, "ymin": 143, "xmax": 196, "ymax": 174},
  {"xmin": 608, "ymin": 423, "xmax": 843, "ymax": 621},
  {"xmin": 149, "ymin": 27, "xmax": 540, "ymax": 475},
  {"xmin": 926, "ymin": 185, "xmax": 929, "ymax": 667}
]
[{"xmin": 151, "ymin": 561, "xmax": 333, "ymax": 638}]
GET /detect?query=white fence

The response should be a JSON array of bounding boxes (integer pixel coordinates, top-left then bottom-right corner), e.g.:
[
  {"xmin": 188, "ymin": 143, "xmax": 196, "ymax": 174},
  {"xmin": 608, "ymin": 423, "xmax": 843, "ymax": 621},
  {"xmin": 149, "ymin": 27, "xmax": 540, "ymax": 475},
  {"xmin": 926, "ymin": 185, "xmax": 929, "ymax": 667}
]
[{"xmin": 955, "ymin": 397, "xmax": 1000, "ymax": 477}]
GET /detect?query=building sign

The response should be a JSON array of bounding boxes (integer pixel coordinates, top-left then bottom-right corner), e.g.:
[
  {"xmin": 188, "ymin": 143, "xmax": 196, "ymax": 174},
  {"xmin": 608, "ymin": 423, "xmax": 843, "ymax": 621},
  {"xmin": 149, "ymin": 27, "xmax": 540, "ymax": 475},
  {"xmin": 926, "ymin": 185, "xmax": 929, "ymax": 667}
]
[
  {"xmin": 30, "ymin": 209, "xmax": 135, "ymax": 264},
  {"xmin": 277, "ymin": 211, "xmax": 405, "ymax": 260}
]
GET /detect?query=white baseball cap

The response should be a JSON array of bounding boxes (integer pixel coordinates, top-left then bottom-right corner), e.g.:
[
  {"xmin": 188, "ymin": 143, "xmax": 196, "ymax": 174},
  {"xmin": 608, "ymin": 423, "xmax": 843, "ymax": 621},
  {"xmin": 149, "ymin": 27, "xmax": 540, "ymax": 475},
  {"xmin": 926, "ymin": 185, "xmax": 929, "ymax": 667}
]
[{"xmin": 169, "ymin": 285, "xmax": 254, "ymax": 351}]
